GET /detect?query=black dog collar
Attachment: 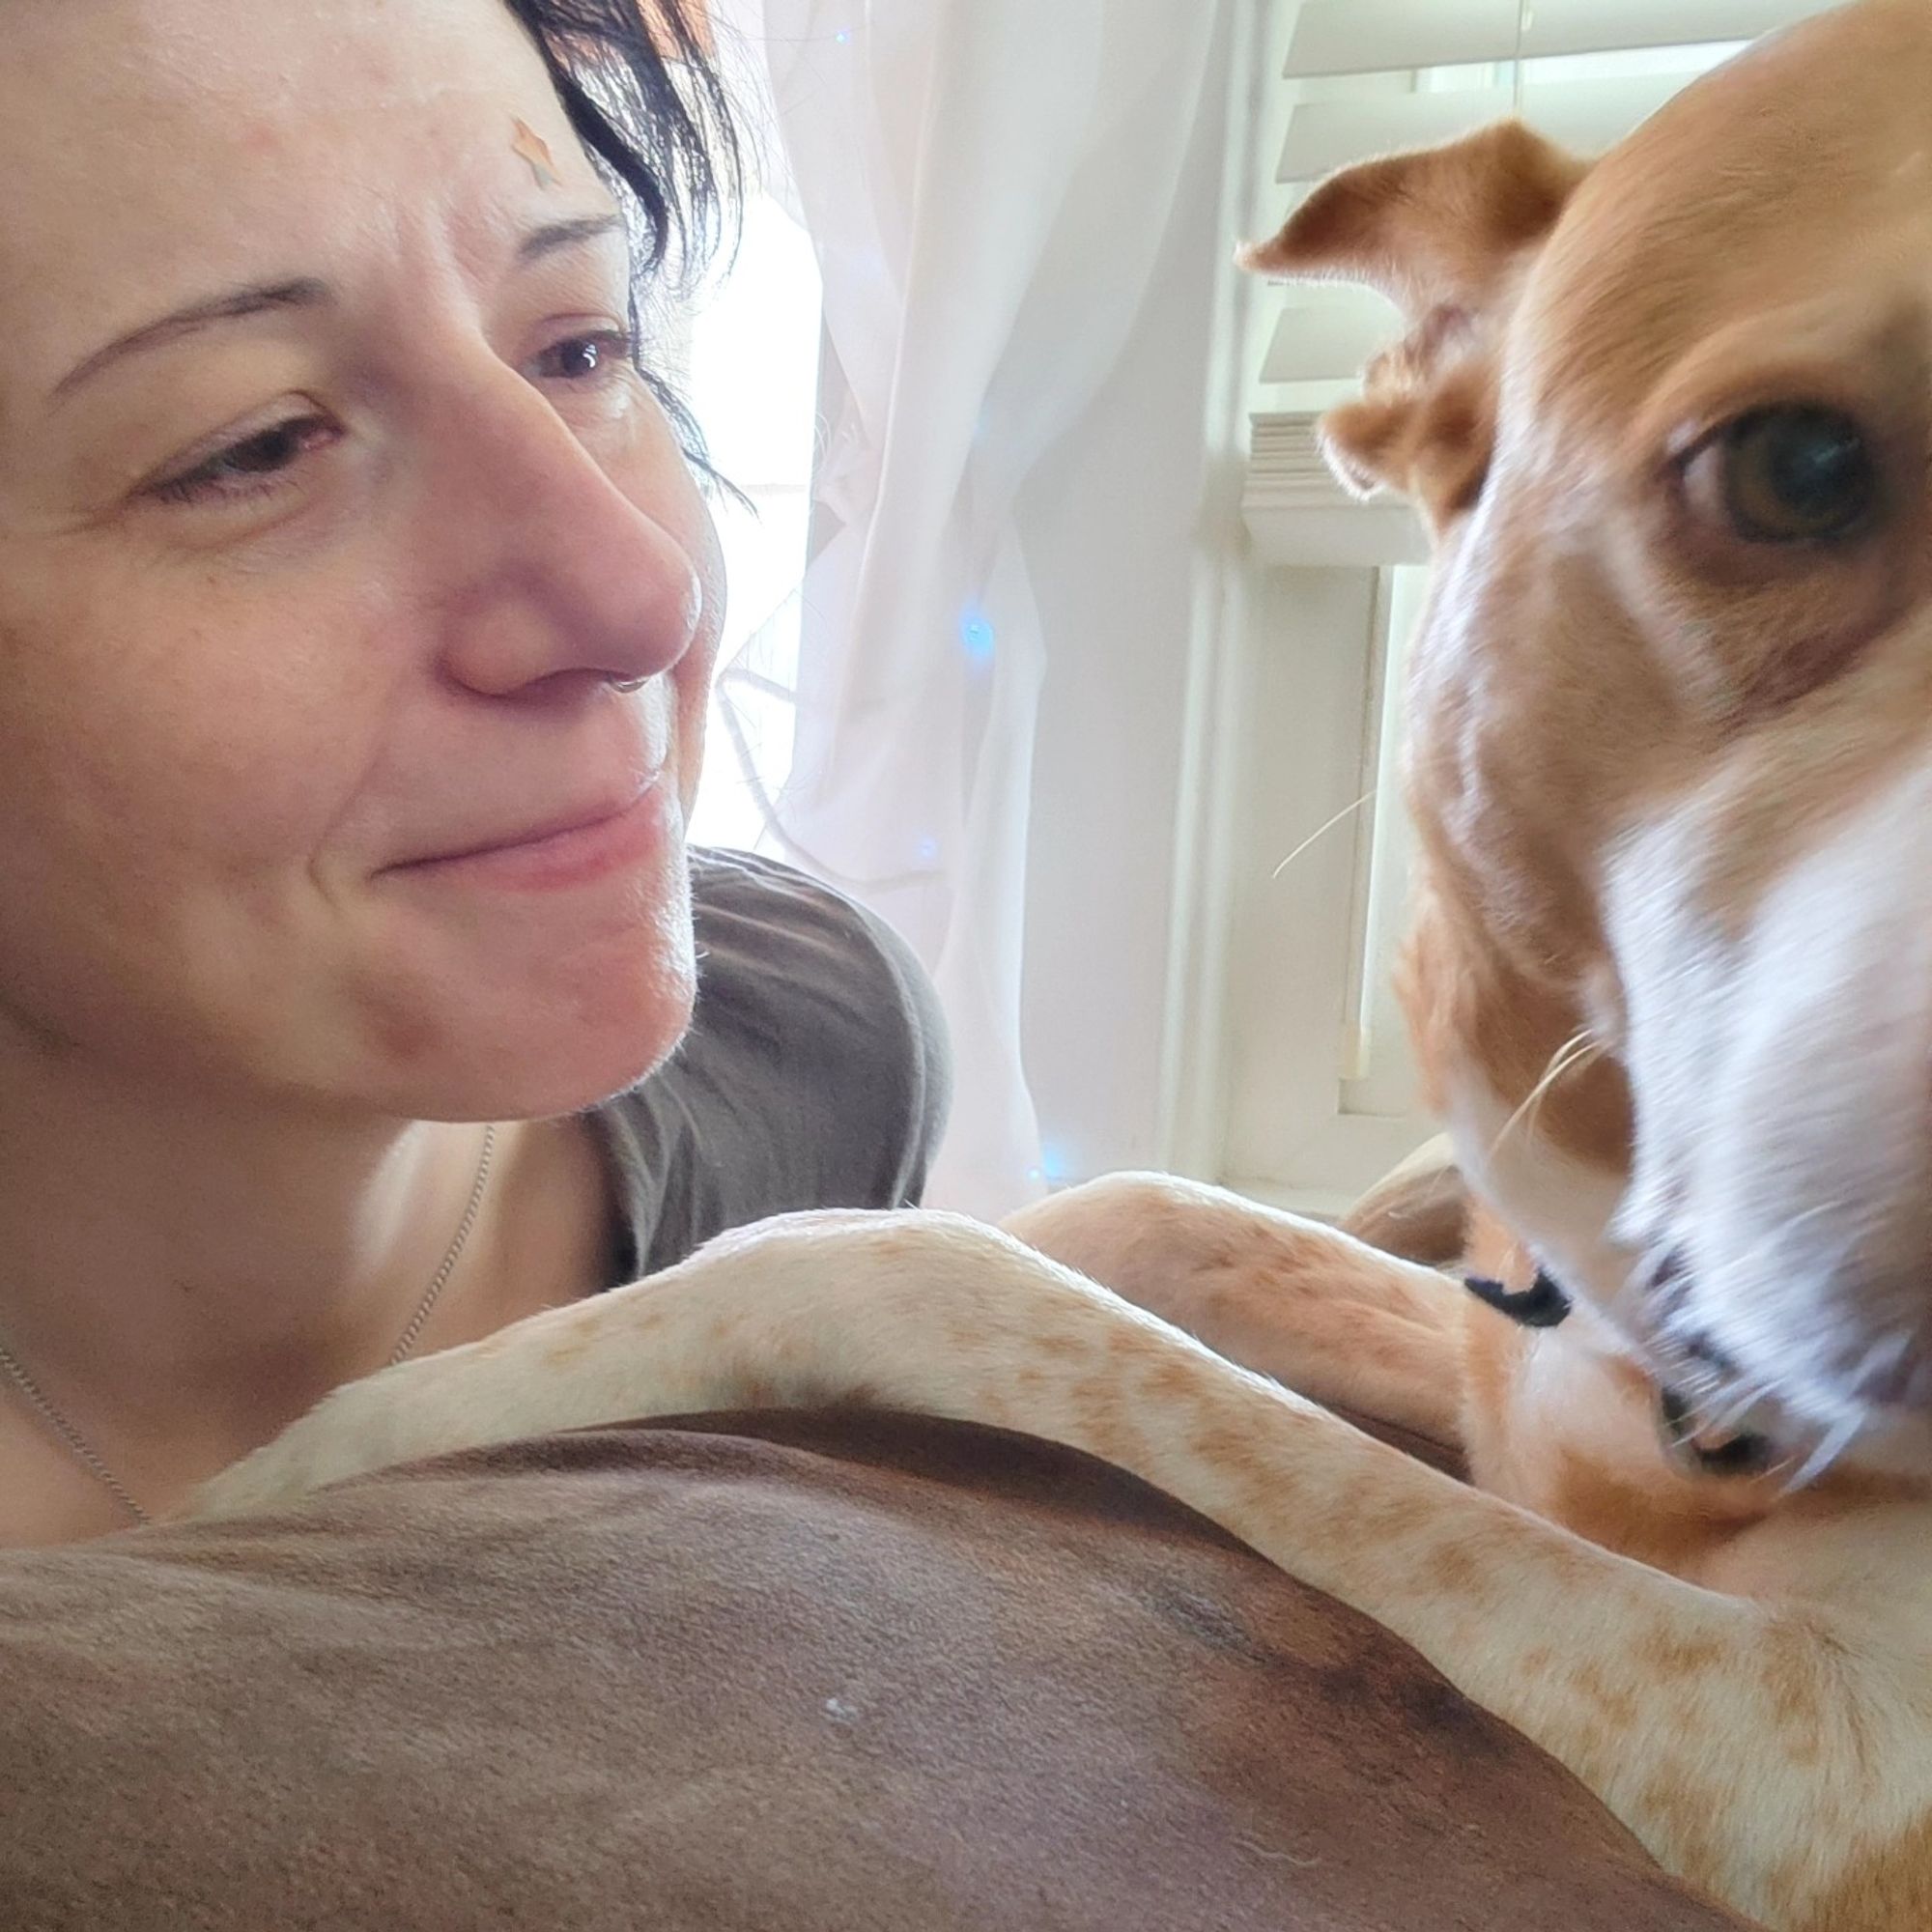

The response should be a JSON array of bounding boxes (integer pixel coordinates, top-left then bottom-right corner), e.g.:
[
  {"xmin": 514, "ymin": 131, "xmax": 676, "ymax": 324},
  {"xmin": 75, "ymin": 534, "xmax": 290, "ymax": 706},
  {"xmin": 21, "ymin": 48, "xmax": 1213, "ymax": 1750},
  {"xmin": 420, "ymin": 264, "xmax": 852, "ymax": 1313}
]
[{"xmin": 1463, "ymin": 1269, "xmax": 1573, "ymax": 1328}]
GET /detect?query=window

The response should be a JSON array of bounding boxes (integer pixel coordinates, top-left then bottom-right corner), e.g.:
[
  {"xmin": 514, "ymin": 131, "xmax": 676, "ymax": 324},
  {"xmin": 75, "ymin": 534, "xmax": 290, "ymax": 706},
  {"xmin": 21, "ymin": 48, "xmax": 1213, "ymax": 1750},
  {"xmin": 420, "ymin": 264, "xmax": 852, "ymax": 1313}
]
[{"xmin": 684, "ymin": 192, "xmax": 825, "ymax": 852}]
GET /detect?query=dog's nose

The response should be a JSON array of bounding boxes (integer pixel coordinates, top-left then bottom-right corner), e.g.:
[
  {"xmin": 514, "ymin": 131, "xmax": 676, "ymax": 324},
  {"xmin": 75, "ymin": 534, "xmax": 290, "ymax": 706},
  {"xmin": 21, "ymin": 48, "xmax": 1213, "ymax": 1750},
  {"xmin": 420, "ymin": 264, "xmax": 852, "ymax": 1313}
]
[{"xmin": 1655, "ymin": 1384, "xmax": 1778, "ymax": 1480}]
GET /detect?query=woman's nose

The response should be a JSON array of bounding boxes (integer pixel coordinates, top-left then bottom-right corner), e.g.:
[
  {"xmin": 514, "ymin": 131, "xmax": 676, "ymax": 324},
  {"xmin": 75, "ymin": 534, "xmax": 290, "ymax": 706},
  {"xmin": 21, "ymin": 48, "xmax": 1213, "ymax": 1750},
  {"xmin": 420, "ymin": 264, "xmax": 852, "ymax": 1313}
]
[{"xmin": 419, "ymin": 368, "xmax": 704, "ymax": 701}]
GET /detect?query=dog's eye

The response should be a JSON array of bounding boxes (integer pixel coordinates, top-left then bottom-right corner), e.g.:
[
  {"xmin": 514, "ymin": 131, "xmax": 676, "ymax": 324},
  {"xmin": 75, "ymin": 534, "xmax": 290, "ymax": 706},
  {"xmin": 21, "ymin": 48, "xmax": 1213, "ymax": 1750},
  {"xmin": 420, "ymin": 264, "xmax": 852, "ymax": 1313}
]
[{"xmin": 1690, "ymin": 407, "xmax": 1880, "ymax": 545}]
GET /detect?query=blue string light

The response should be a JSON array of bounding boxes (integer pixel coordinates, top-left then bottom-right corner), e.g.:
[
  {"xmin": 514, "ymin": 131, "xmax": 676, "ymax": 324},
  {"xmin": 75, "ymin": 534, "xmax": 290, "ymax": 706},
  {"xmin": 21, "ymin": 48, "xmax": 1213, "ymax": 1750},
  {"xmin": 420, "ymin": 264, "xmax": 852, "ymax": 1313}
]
[{"xmin": 960, "ymin": 606, "xmax": 996, "ymax": 662}]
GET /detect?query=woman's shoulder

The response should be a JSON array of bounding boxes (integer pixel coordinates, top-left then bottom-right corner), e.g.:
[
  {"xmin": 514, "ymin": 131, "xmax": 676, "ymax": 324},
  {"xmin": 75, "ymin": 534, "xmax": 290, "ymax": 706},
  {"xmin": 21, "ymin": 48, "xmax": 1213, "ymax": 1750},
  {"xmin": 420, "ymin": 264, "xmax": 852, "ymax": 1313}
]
[
  {"xmin": 592, "ymin": 848, "xmax": 952, "ymax": 1276},
  {"xmin": 685, "ymin": 848, "xmax": 941, "ymax": 1065},
  {"xmin": 688, "ymin": 846, "xmax": 915, "ymax": 978},
  {"xmin": 683, "ymin": 846, "xmax": 950, "ymax": 1145}
]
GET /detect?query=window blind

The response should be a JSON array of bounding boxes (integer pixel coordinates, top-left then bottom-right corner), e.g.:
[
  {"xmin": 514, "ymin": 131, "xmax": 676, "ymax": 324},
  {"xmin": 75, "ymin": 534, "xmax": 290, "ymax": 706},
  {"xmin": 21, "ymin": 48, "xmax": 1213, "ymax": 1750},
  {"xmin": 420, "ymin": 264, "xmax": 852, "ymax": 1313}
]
[
  {"xmin": 1285, "ymin": 0, "xmax": 1819, "ymax": 76},
  {"xmin": 1262, "ymin": 2, "xmax": 1836, "ymax": 387}
]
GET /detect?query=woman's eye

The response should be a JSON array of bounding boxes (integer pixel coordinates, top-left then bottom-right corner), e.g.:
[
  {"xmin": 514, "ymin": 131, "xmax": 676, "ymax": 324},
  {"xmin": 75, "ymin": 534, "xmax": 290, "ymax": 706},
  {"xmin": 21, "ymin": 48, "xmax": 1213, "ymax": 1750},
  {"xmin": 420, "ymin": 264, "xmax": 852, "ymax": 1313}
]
[
  {"xmin": 530, "ymin": 330, "xmax": 634, "ymax": 384},
  {"xmin": 1684, "ymin": 406, "xmax": 1881, "ymax": 546},
  {"xmin": 148, "ymin": 413, "xmax": 338, "ymax": 506}
]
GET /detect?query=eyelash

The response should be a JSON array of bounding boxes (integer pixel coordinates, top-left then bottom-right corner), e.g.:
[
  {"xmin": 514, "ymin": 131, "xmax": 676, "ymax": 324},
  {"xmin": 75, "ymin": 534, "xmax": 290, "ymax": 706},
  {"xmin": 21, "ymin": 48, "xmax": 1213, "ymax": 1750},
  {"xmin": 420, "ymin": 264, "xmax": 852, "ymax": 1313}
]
[
  {"xmin": 144, "ymin": 327, "xmax": 639, "ymax": 508},
  {"xmin": 148, "ymin": 414, "xmax": 339, "ymax": 506}
]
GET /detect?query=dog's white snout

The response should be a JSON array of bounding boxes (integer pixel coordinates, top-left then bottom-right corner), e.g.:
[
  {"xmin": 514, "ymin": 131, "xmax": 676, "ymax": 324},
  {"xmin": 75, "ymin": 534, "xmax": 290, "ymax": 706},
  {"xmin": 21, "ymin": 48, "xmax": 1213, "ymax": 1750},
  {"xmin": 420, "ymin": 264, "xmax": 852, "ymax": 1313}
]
[{"xmin": 1612, "ymin": 758, "xmax": 1932, "ymax": 1463}]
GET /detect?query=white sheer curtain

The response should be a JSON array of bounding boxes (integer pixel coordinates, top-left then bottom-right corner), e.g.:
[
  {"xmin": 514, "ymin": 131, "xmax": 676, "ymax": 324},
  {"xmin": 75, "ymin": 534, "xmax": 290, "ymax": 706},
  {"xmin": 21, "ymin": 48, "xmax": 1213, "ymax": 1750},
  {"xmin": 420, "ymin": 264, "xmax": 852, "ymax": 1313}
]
[{"xmin": 707, "ymin": 0, "xmax": 1222, "ymax": 1219}]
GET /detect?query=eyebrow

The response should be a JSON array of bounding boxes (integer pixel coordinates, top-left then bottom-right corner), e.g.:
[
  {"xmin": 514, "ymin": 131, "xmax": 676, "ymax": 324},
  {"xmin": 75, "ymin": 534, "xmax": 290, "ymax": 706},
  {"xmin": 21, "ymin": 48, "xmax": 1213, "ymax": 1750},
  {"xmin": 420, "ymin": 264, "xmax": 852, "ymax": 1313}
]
[
  {"xmin": 518, "ymin": 213, "xmax": 628, "ymax": 264},
  {"xmin": 52, "ymin": 279, "xmax": 332, "ymax": 402},
  {"xmin": 49, "ymin": 213, "xmax": 628, "ymax": 404}
]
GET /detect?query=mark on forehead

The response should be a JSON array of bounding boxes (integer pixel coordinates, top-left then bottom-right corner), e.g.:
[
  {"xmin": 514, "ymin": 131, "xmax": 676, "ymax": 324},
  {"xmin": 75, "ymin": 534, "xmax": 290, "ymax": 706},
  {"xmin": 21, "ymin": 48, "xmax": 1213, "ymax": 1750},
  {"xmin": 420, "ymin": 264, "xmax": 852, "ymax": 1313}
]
[{"xmin": 512, "ymin": 118, "xmax": 561, "ymax": 190}]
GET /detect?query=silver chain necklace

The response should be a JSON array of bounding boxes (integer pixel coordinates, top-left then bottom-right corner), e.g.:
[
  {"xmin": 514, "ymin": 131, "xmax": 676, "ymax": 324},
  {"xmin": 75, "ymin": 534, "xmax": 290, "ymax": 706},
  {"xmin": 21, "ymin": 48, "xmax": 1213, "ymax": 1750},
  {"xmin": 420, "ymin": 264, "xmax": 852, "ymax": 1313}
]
[{"xmin": 0, "ymin": 1122, "xmax": 497, "ymax": 1529}]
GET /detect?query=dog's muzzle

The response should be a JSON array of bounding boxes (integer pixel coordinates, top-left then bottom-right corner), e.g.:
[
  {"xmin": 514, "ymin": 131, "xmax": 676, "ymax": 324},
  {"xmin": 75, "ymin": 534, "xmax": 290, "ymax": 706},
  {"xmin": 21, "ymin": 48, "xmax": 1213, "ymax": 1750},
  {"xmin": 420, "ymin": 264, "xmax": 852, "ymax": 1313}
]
[
  {"xmin": 1464, "ymin": 1264, "xmax": 1782, "ymax": 1481},
  {"xmin": 1655, "ymin": 1383, "xmax": 1780, "ymax": 1480}
]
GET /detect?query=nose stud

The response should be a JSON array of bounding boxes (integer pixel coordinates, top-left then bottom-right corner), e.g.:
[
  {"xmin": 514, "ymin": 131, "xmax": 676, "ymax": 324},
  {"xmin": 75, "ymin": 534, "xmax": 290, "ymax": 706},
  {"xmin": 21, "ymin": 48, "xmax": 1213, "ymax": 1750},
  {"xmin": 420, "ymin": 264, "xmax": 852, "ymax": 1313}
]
[{"xmin": 611, "ymin": 675, "xmax": 648, "ymax": 694}]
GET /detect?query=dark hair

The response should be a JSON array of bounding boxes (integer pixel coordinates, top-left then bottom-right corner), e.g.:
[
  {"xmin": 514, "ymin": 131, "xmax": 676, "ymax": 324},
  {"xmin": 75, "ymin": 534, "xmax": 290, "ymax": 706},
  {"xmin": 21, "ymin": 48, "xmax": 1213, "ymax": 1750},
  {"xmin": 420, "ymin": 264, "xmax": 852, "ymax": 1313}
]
[{"xmin": 499, "ymin": 0, "xmax": 742, "ymax": 470}]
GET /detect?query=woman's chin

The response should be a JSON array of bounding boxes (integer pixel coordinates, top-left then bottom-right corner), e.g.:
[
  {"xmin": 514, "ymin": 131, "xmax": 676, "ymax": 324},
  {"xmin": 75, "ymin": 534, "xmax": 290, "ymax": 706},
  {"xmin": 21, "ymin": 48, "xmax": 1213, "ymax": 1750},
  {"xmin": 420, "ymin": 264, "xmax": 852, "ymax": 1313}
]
[
  {"xmin": 329, "ymin": 838, "xmax": 700, "ymax": 1118},
  {"xmin": 466, "ymin": 955, "xmax": 696, "ymax": 1120},
  {"xmin": 321, "ymin": 929, "xmax": 698, "ymax": 1124}
]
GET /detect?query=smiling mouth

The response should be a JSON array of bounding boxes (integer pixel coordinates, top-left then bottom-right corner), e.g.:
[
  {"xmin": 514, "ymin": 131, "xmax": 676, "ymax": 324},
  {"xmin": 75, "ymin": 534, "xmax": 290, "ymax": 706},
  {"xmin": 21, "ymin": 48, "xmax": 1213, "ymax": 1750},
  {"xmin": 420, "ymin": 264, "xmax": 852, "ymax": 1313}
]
[
  {"xmin": 390, "ymin": 779, "xmax": 662, "ymax": 870},
  {"xmin": 383, "ymin": 777, "xmax": 674, "ymax": 892},
  {"xmin": 424, "ymin": 802, "xmax": 626, "ymax": 866}
]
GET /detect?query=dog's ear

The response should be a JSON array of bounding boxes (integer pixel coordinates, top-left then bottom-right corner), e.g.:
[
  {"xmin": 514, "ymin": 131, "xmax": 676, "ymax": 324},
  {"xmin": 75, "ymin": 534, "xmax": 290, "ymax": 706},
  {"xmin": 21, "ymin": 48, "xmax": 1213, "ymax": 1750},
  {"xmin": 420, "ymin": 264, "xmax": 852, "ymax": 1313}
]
[{"xmin": 1239, "ymin": 121, "xmax": 1589, "ymax": 522}]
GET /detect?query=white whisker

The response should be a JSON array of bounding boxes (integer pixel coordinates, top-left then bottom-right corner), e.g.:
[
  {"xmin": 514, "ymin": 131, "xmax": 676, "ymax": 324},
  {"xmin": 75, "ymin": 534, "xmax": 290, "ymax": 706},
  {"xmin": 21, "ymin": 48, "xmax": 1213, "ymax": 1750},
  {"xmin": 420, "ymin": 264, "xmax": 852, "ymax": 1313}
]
[
  {"xmin": 1781, "ymin": 1406, "xmax": 1864, "ymax": 1493},
  {"xmin": 1707, "ymin": 1377, "xmax": 1777, "ymax": 1439},
  {"xmin": 1270, "ymin": 790, "xmax": 1378, "ymax": 881},
  {"xmin": 1488, "ymin": 1029, "xmax": 1605, "ymax": 1162},
  {"xmin": 1852, "ymin": 1328, "xmax": 1915, "ymax": 1400}
]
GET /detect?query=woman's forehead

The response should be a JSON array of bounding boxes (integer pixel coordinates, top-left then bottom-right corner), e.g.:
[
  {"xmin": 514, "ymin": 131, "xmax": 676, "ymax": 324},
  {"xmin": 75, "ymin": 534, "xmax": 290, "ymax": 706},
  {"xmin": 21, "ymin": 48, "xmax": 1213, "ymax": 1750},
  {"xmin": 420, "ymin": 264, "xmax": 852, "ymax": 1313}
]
[
  {"xmin": 3, "ymin": 0, "xmax": 557, "ymax": 136},
  {"xmin": 0, "ymin": 0, "xmax": 598, "ymax": 396}
]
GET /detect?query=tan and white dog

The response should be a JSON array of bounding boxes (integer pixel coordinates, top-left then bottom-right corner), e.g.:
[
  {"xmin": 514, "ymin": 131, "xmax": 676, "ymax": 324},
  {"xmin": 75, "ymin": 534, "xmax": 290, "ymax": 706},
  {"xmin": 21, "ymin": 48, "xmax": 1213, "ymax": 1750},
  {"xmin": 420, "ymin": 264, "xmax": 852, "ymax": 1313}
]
[{"xmin": 195, "ymin": 5, "xmax": 1932, "ymax": 1926}]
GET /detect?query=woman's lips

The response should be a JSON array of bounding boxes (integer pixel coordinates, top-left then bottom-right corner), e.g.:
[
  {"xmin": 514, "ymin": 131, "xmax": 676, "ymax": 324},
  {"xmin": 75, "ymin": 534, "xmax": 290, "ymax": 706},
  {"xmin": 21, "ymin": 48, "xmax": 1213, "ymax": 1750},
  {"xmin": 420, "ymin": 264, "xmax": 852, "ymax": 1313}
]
[{"xmin": 388, "ymin": 778, "xmax": 675, "ymax": 892}]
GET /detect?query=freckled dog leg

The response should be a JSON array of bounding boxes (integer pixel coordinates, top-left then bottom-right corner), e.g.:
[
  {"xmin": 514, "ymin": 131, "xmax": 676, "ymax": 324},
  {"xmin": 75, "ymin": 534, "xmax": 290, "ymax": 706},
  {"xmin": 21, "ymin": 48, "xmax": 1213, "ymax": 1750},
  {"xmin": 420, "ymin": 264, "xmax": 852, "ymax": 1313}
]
[
  {"xmin": 1005, "ymin": 1174, "xmax": 1466, "ymax": 1453},
  {"xmin": 192, "ymin": 1209, "xmax": 1891, "ymax": 1928}
]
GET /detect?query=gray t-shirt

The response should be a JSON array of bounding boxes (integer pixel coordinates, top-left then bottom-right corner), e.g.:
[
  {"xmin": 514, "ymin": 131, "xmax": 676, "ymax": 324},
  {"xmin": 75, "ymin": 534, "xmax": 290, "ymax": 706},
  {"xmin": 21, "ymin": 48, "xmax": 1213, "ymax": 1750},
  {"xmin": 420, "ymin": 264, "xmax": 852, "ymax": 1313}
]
[{"xmin": 586, "ymin": 848, "xmax": 951, "ymax": 1284}]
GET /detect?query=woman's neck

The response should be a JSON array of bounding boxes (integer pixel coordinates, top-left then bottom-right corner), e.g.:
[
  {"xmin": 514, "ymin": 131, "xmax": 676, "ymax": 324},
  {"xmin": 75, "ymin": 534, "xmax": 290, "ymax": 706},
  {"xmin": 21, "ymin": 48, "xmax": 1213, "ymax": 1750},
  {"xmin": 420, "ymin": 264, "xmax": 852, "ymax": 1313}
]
[{"xmin": 0, "ymin": 1055, "xmax": 616, "ymax": 1536}]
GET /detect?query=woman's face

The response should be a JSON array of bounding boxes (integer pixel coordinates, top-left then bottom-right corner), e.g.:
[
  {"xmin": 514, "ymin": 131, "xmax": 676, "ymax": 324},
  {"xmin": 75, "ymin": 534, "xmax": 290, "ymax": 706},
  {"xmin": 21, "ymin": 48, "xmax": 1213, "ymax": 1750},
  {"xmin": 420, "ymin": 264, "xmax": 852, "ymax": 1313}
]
[{"xmin": 0, "ymin": 0, "xmax": 724, "ymax": 1119}]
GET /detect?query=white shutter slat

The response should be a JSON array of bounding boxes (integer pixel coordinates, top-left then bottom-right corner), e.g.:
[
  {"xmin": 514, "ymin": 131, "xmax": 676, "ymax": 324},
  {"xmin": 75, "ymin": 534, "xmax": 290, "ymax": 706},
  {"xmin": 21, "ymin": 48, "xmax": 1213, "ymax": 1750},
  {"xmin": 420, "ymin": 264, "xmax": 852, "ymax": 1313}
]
[
  {"xmin": 1243, "ymin": 412, "xmax": 1429, "ymax": 565},
  {"xmin": 1278, "ymin": 71, "xmax": 1689, "ymax": 181},
  {"xmin": 1525, "ymin": 0, "xmax": 1814, "ymax": 60},
  {"xmin": 1286, "ymin": 0, "xmax": 1520, "ymax": 76},
  {"xmin": 1285, "ymin": 0, "xmax": 1817, "ymax": 79},
  {"xmin": 1280, "ymin": 86, "xmax": 1511, "ymax": 181},
  {"xmin": 1262, "ymin": 292, "xmax": 1399, "ymax": 385}
]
